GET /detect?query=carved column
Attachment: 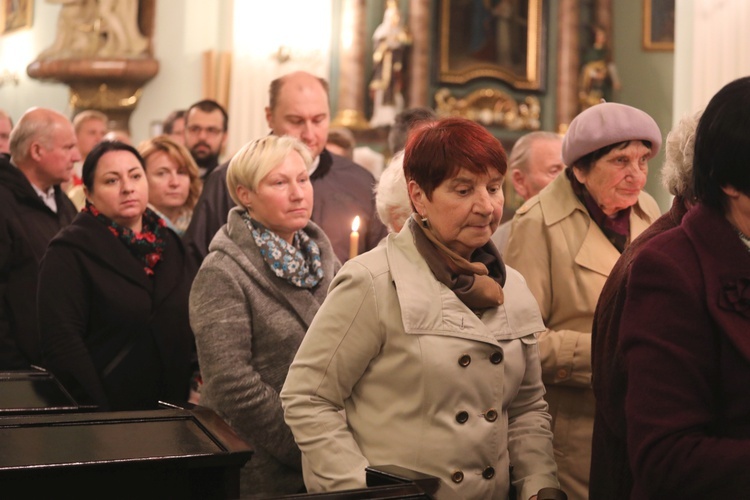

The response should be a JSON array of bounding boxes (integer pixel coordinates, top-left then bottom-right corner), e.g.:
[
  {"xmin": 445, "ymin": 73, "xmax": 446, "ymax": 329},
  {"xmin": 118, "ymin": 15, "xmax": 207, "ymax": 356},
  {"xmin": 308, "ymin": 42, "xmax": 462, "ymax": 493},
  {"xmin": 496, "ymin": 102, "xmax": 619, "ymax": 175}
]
[
  {"xmin": 594, "ymin": 0, "xmax": 613, "ymax": 42},
  {"xmin": 555, "ymin": 0, "xmax": 580, "ymax": 133},
  {"xmin": 407, "ymin": 0, "xmax": 430, "ymax": 107},
  {"xmin": 331, "ymin": 0, "xmax": 370, "ymax": 130}
]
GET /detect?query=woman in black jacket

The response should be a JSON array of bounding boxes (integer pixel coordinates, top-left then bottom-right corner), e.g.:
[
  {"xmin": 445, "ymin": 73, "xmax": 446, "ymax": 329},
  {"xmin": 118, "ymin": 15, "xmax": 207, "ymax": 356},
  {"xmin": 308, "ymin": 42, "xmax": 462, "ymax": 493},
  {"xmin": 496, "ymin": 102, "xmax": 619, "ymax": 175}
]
[{"xmin": 38, "ymin": 141, "xmax": 196, "ymax": 411}]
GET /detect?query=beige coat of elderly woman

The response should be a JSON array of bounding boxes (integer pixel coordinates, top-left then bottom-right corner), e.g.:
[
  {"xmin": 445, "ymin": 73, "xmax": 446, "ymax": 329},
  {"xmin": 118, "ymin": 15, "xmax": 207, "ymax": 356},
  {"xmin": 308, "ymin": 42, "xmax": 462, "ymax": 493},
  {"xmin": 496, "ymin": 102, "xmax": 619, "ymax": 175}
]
[
  {"xmin": 281, "ymin": 222, "xmax": 559, "ymax": 500},
  {"xmin": 503, "ymin": 173, "xmax": 660, "ymax": 500}
]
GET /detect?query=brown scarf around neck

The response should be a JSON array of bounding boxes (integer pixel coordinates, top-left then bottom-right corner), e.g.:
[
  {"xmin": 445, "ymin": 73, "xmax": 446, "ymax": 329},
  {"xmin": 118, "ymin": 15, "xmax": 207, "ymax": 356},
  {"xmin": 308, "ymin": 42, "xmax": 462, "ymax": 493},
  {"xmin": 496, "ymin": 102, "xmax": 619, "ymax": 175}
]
[{"xmin": 409, "ymin": 215, "xmax": 505, "ymax": 312}]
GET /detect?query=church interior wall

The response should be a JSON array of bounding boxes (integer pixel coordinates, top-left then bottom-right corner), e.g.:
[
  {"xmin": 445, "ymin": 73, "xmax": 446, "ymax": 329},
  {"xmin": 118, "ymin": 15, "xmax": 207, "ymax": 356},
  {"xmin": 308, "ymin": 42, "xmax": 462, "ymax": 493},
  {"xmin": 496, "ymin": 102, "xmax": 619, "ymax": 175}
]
[{"xmin": 0, "ymin": 0, "xmax": 674, "ymax": 207}]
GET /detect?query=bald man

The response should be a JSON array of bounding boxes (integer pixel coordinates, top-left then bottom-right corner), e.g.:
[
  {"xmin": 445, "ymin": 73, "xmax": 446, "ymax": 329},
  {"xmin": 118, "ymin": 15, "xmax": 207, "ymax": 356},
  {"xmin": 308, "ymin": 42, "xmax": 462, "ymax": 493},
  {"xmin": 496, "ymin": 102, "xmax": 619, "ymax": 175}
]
[
  {"xmin": 185, "ymin": 71, "xmax": 387, "ymax": 264},
  {"xmin": 0, "ymin": 108, "xmax": 81, "ymax": 368}
]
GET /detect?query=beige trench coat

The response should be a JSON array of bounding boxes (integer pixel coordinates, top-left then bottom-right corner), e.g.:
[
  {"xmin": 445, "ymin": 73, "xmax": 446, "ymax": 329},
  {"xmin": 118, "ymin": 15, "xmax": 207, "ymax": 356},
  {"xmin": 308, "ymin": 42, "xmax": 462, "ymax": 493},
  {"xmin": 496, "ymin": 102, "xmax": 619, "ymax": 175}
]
[
  {"xmin": 281, "ymin": 222, "xmax": 559, "ymax": 500},
  {"xmin": 504, "ymin": 174, "xmax": 661, "ymax": 500}
]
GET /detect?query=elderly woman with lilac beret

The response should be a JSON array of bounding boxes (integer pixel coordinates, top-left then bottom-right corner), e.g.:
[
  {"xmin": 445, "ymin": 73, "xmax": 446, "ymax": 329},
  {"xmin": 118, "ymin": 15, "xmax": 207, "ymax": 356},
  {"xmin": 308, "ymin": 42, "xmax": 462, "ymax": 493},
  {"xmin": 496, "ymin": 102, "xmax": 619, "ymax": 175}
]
[{"xmin": 504, "ymin": 103, "xmax": 662, "ymax": 499}]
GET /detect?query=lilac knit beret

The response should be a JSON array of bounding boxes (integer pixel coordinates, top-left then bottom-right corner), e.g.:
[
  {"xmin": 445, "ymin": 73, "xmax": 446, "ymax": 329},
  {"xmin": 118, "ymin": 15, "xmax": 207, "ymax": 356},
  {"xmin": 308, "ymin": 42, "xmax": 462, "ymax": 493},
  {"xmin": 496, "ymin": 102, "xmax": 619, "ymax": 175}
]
[{"xmin": 562, "ymin": 102, "xmax": 662, "ymax": 167}]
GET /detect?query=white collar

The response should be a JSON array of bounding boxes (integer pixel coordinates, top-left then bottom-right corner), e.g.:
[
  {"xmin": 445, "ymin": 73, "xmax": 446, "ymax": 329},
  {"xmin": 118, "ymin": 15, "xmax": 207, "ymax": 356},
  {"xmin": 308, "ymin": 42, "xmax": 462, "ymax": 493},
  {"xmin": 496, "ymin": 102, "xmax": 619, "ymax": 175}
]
[
  {"xmin": 31, "ymin": 183, "xmax": 58, "ymax": 213},
  {"xmin": 308, "ymin": 155, "xmax": 321, "ymax": 176}
]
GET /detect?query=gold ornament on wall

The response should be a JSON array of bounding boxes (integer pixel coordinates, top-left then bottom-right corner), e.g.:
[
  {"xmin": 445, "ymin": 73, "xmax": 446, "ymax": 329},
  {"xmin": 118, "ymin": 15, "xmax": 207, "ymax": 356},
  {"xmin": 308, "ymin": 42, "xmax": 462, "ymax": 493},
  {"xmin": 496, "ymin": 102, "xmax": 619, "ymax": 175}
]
[{"xmin": 434, "ymin": 87, "xmax": 541, "ymax": 131}]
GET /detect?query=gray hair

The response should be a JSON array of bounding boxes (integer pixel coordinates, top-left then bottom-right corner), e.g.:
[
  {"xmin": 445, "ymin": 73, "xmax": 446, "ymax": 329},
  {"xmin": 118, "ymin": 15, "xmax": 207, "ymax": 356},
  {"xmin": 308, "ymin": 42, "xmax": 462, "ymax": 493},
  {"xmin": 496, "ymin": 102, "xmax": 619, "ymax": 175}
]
[
  {"xmin": 10, "ymin": 108, "xmax": 67, "ymax": 165},
  {"xmin": 375, "ymin": 151, "xmax": 412, "ymax": 232},
  {"xmin": 661, "ymin": 110, "xmax": 701, "ymax": 199},
  {"xmin": 227, "ymin": 135, "xmax": 313, "ymax": 206},
  {"xmin": 508, "ymin": 131, "xmax": 562, "ymax": 173}
]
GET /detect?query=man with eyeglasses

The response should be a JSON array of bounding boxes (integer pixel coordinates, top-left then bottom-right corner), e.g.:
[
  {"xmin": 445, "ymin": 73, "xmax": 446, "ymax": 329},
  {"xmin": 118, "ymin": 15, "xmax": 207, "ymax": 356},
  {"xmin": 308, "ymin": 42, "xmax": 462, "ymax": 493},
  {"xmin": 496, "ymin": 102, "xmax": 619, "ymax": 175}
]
[{"xmin": 184, "ymin": 99, "xmax": 228, "ymax": 179}]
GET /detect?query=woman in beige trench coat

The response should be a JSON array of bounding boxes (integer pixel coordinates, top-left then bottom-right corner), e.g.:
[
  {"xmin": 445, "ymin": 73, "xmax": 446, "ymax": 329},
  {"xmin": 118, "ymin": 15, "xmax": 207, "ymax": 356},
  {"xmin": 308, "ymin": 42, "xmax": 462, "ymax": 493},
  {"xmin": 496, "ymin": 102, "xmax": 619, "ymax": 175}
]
[
  {"xmin": 282, "ymin": 117, "xmax": 561, "ymax": 500},
  {"xmin": 504, "ymin": 103, "xmax": 662, "ymax": 500}
]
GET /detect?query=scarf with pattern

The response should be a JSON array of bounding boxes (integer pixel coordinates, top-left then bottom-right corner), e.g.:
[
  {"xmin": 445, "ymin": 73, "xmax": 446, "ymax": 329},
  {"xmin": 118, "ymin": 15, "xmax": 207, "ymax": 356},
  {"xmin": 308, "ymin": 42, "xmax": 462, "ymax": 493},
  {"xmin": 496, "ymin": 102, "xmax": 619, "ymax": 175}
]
[
  {"xmin": 242, "ymin": 212, "xmax": 324, "ymax": 289},
  {"xmin": 84, "ymin": 203, "xmax": 167, "ymax": 276}
]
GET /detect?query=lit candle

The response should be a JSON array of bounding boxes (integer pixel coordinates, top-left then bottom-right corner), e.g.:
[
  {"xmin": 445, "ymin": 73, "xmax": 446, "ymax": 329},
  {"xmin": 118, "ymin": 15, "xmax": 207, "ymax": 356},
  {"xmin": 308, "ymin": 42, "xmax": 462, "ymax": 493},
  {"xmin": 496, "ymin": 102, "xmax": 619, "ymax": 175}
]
[{"xmin": 349, "ymin": 216, "xmax": 360, "ymax": 260}]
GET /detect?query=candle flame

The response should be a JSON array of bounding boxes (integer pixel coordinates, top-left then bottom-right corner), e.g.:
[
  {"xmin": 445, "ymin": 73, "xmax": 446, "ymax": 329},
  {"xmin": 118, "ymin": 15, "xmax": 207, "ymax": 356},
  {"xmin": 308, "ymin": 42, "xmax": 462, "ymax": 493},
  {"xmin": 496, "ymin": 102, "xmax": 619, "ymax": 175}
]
[{"xmin": 351, "ymin": 216, "xmax": 360, "ymax": 232}]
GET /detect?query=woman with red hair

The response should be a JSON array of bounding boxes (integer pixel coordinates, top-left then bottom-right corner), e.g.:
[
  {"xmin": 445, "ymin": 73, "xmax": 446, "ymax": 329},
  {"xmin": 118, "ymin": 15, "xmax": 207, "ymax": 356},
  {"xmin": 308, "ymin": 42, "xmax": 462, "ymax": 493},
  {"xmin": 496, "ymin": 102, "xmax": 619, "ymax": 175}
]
[{"xmin": 282, "ymin": 117, "xmax": 561, "ymax": 499}]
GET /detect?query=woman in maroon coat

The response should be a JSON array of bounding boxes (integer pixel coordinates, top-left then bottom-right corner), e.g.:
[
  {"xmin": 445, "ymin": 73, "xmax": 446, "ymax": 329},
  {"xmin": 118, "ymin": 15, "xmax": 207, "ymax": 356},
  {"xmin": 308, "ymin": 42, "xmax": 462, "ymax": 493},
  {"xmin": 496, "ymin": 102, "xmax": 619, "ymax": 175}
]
[{"xmin": 619, "ymin": 76, "xmax": 750, "ymax": 498}]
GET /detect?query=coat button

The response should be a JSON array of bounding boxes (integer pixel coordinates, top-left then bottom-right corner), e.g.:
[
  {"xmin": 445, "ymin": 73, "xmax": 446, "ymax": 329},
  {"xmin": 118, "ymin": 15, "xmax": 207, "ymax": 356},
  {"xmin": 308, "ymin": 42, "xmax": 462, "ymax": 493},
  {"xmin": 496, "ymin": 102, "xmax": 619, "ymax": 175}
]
[
  {"xmin": 482, "ymin": 466, "xmax": 495, "ymax": 479},
  {"xmin": 451, "ymin": 470, "xmax": 464, "ymax": 483},
  {"xmin": 557, "ymin": 368, "xmax": 569, "ymax": 379},
  {"xmin": 455, "ymin": 410, "xmax": 469, "ymax": 424},
  {"xmin": 489, "ymin": 351, "xmax": 503, "ymax": 364},
  {"xmin": 484, "ymin": 408, "xmax": 498, "ymax": 422},
  {"xmin": 458, "ymin": 354, "xmax": 471, "ymax": 367}
]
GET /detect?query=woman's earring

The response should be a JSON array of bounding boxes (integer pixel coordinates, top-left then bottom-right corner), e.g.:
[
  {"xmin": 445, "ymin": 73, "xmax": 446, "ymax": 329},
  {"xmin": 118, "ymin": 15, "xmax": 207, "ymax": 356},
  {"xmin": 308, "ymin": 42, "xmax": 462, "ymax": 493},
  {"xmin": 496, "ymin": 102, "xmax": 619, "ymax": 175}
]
[{"xmin": 420, "ymin": 213, "xmax": 428, "ymax": 227}]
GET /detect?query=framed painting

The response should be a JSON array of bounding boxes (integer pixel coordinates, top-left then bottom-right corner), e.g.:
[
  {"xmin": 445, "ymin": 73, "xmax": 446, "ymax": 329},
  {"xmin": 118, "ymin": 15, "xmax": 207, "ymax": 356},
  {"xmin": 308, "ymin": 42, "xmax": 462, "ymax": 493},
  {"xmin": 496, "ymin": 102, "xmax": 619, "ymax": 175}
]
[
  {"xmin": 643, "ymin": 0, "xmax": 675, "ymax": 51},
  {"xmin": 2, "ymin": 0, "xmax": 34, "ymax": 35},
  {"xmin": 439, "ymin": 0, "xmax": 545, "ymax": 90}
]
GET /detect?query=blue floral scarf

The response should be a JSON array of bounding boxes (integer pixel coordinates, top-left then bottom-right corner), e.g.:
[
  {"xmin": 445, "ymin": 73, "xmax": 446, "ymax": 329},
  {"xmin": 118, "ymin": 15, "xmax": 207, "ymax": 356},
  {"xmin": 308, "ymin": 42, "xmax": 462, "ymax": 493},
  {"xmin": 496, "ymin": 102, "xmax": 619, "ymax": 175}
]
[{"xmin": 241, "ymin": 212, "xmax": 324, "ymax": 288}]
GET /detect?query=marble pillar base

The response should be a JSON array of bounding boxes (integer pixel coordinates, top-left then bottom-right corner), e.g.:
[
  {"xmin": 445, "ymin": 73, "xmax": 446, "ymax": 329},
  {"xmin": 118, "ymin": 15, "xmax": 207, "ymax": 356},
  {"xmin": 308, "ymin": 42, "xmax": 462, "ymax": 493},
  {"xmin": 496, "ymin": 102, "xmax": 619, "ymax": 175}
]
[{"xmin": 27, "ymin": 58, "xmax": 159, "ymax": 132}]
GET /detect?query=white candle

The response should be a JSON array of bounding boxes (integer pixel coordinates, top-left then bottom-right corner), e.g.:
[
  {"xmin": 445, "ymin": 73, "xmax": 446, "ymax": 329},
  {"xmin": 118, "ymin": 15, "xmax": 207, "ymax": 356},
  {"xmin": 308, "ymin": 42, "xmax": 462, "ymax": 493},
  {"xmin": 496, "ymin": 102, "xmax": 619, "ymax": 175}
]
[{"xmin": 349, "ymin": 216, "xmax": 360, "ymax": 260}]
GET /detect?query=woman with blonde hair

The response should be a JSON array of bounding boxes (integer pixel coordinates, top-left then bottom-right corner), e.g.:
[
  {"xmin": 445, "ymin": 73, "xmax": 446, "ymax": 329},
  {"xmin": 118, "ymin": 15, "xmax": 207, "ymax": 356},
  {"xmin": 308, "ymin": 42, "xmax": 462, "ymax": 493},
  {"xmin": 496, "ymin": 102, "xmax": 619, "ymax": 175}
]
[
  {"xmin": 138, "ymin": 135, "xmax": 201, "ymax": 235},
  {"xmin": 190, "ymin": 135, "xmax": 339, "ymax": 497}
]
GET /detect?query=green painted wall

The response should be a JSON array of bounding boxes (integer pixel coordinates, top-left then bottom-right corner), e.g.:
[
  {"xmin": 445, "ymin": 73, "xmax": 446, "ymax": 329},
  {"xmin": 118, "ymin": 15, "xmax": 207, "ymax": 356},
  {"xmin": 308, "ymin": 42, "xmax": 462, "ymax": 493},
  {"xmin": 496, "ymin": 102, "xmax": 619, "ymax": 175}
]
[
  {"xmin": 613, "ymin": 2, "xmax": 674, "ymax": 211},
  {"xmin": 328, "ymin": 1, "xmax": 675, "ymax": 213}
]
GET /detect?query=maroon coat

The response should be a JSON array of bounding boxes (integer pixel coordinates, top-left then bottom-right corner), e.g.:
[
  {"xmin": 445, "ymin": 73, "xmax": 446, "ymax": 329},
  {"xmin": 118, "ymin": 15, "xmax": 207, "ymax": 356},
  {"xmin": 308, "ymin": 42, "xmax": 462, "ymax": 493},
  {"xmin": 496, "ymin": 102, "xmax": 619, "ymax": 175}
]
[
  {"xmin": 620, "ymin": 203, "xmax": 750, "ymax": 499},
  {"xmin": 589, "ymin": 198, "xmax": 688, "ymax": 500}
]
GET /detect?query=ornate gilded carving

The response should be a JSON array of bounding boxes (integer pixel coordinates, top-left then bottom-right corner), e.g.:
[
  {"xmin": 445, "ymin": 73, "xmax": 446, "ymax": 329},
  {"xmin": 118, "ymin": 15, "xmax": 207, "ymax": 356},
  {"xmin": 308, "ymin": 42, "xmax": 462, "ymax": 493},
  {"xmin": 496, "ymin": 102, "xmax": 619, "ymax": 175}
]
[
  {"xmin": 69, "ymin": 83, "xmax": 143, "ymax": 110},
  {"xmin": 434, "ymin": 88, "xmax": 541, "ymax": 131}
]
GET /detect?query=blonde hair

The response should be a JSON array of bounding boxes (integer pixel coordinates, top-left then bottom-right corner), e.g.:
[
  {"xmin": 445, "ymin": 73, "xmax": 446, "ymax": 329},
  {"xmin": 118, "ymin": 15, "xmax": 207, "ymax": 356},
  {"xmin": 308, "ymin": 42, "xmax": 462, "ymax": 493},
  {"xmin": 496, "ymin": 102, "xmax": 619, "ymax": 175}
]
[
  {"xmin": 73, "ymin": 109, "xmax": 108, "ymax": 133},
  {"xmin": 138, "ymin": 135, "xmax": 202, "ymax": 210},
  {"xmin": 227, "ymin": 135, "xmax": 313, "ymax": 206}
]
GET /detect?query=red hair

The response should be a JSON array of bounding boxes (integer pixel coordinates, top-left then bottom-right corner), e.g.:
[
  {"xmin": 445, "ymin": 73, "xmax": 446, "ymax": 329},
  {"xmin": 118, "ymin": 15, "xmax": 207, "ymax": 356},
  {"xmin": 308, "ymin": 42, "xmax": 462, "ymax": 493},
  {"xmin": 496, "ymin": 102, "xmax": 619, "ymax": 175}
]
[{"xmin": 403, "ymin": 117, "xmax": 507, "ymax": 199}]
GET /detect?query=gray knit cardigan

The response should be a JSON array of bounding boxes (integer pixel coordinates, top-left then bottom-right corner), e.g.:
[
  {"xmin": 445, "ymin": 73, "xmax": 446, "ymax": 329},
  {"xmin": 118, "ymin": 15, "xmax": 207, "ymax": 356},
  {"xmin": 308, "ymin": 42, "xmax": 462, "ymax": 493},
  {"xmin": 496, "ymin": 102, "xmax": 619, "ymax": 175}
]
[{"xmin": 189, "ymin": 207, "xmax": 340, "ymax": 497}]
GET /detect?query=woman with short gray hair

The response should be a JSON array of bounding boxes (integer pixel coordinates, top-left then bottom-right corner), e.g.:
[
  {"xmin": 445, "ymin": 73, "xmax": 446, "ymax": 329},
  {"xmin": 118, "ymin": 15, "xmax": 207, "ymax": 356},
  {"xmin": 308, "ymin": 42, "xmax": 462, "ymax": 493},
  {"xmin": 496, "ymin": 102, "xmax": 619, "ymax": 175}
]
[{"xmin": 374, "ymin": 151, "xmax": 411, "ymax": 233}]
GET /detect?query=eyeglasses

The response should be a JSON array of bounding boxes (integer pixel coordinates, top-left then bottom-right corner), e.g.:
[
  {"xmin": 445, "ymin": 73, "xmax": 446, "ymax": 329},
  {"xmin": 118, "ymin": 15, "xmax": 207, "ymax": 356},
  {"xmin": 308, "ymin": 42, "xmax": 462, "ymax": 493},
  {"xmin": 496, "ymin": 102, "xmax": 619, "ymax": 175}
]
[{"xmin": 186, "ymin": 125, "xmax": 224, "ymax": 137}]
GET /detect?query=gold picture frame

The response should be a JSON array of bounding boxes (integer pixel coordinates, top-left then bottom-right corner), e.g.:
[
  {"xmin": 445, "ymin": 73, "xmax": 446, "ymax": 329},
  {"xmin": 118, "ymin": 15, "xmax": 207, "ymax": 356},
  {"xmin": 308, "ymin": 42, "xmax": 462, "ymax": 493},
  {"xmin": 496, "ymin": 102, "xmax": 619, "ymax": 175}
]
[
  {"xmin": 2, "ymin": 0, "xmax": 34, "ymax": 35},
  {"xmin": 439, "ymin": 0, "xmax": 544, "ymax": 90},
  {"xmin": 643, "ymin": 0, "xmax": 675, "ymax": 51}
]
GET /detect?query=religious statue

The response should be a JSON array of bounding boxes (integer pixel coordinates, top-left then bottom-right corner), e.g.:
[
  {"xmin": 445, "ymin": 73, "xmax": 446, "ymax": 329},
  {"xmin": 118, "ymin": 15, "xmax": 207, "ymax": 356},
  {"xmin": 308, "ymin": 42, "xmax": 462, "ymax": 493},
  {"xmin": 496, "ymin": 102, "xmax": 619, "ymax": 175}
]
[
  {"xmin": 97, "ymin": 0, "xmax": 149, "ymax": 57},
  {"xmin": 38, "ymin": 0, "xmax": 149, "ymax": 60},
  {"xmin": 578, "ymin": 25, "xmax": 621, "ymax": 111},
  {"xmin": 369, "ymin": 0, "xmax": 412, "ymax": 128},
  {"xmin": 492, "ymin": 0, "xmax": 514, "ymax": 68}
]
